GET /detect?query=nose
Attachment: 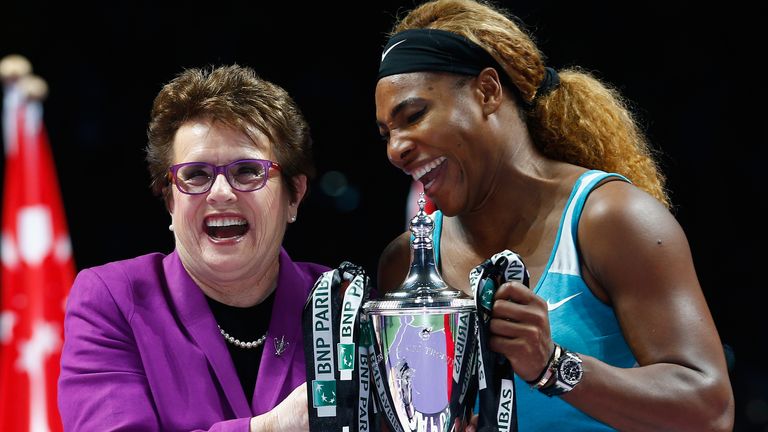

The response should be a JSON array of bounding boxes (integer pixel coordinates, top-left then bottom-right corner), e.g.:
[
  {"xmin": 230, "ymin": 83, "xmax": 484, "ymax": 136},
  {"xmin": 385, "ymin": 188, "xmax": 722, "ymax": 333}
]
[
  {"xmin": 386, "ymin": 131, "xmax": 415, "ymax": 167},
  {"xmin": 206, "ymin": 174, "xmax": 236, "ymax": 203}
]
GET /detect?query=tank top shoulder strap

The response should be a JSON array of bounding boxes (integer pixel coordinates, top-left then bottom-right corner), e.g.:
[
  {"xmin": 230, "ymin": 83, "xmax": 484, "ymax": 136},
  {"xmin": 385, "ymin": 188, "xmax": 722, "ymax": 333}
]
[
  {"xmin": 546, "ymin": 170, "xmax": 630, "ymax": 277},
  {"xmin": 432, "ymin": 210, "xmax": 444, "ymax": 268}
]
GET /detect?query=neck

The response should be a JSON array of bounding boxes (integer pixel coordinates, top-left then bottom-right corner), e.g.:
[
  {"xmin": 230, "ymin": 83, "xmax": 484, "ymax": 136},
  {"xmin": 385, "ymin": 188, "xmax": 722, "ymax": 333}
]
[
  {"xmin": 185, "ymin": 256, "xmax": 280, "ymax": 307},
  {"xmin": 454, "ymin": 159, "xmax": 580, "ymax": 254}
]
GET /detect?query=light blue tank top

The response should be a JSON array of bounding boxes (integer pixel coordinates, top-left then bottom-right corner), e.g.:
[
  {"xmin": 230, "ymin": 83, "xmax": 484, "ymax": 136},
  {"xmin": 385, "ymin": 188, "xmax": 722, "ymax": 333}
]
[{"xmin": 433, "ymin": 170, "xmax": 636, "ymax": 430}]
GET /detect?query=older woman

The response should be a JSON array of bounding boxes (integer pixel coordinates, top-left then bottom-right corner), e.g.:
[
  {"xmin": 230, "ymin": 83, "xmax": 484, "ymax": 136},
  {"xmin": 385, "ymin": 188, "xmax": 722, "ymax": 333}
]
[{"xmin": 58, "ymin": 65, "xmax": 326, "ymax": 431}]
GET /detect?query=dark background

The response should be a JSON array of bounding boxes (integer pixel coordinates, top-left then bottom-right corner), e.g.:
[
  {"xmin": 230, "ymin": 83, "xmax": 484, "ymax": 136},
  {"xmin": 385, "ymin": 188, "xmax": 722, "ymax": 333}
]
[{"xmin": 2, "ymin": 1, "xmax": 764, "ymax": 430}]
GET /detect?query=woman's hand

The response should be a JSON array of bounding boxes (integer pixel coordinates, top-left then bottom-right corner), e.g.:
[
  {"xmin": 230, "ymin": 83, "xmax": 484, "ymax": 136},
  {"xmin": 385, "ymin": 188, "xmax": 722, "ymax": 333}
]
[
  {"xmin": 250, "ymin": 383, "xmax": 308, "ymax": 432},
  {"xmin": 453, "ymin": 414, "xmax": 478, "ymax": 431},
  {"xmin": 488, "ymin": 281, "xmax": 554, "ymax": 382}
]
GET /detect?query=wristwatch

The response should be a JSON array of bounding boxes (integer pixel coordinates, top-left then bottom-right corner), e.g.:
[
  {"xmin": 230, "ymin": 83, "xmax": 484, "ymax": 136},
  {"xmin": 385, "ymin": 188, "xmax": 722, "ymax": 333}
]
[{"xmin": 539, "ymin": 345, "xmax": 583, "ymax": 397}]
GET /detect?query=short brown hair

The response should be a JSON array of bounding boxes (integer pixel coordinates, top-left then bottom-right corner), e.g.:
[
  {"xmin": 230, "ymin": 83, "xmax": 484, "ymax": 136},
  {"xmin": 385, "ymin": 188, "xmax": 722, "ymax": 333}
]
[{"xmin": 146, "ymin": 64, "xmax": 315, "ymax": 203}]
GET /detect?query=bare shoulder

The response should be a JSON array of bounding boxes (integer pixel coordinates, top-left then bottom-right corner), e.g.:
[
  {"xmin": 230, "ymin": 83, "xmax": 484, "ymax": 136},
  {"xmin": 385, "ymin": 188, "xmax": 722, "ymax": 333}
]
[
  {"xmin": 377, "ymin": 231, "xmax": 412, "ymax": 294},
  {"xmin": 580, "ymin": 179, "xmax": 684, "ymax": 243},
  {"xmin": 578, "ymin": 179, "xmax": 696, "ymax": 299}
]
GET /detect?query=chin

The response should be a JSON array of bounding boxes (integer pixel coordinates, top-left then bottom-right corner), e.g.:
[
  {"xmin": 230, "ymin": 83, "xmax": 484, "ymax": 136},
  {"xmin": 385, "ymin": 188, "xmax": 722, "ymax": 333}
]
[
  {"xmin": 427, "ymin": 196, "xmax": 452, "ymax": 216},
  {"xmin": 205, "ymin": 258, "xmax": 249, "ymax": 278},
  {"xmin": 201, "ymin": 246, "xmax": 247, "ymax": 268}
]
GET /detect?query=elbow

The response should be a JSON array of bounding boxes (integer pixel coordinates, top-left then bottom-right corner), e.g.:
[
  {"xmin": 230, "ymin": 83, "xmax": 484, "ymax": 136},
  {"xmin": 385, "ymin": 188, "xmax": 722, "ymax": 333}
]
[
  {"xmin": 706, "ymin": 391, "xmax": 734, "ymax": 432},
  {"xmin": 665, "ymin": 367, "xmax": 734, "ymax": 432},
  {"xmin": 692, "ymin": 375, "xmax": 735, "ymax": 432}
]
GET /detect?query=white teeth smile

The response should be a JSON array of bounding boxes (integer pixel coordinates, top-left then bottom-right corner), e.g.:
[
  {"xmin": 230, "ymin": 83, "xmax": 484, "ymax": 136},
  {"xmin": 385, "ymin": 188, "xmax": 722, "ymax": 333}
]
[
  {"xmin": 412, "ymin": 156, "xmax": 447, "ymax": 181},
  {"xmin": 205, "ymin": 217, "xmax": 246, "ymax": 227}
]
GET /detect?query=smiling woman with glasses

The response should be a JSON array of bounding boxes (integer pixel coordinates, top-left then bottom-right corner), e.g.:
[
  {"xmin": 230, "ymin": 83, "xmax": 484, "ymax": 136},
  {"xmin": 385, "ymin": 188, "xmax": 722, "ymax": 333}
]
[{"xmin": 59, "ymin": 64, "xmax": 329, "ymax": 432}]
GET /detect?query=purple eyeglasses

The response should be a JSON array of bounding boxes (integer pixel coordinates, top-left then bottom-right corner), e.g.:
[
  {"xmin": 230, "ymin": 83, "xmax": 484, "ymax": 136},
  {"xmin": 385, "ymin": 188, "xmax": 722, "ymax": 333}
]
[{"xmin": 168, "ymin": 159, "xmax": 282, "ymax": 195}]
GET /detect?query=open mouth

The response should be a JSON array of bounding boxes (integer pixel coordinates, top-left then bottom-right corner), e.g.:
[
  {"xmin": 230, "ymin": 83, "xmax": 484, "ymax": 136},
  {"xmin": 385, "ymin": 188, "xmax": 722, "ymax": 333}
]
[
  {"xmin": 204, "ymin": 216, "xmax": 249, "ymax": 240},
  {"xmin": 412, "ymin": 156, "xmax": 447, "ymax": 192}
]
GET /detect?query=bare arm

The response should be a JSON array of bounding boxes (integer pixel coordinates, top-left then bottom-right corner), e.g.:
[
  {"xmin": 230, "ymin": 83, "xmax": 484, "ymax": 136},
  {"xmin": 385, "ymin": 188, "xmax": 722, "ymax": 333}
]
[
  {"xmin": 490, "ymin": 182, "xmax": 733, "ymax": 431},
  {"xmin": 377, "ymin": 231, "xmax": 412, "ymax": 293},
  {"xmin": 571, "ymin": 181, "xmax": 733, "ymax": 430}
]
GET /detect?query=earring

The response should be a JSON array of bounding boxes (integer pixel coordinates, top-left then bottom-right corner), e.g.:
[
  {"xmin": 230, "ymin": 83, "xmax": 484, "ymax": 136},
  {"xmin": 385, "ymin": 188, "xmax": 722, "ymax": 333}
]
[
  {"xmin": 168, "ymin": 224, "xmax": 174, "ymax": 232},
  {"xmin": 289, "ymin": 215, "xmax": 297, "ymax": 223}
]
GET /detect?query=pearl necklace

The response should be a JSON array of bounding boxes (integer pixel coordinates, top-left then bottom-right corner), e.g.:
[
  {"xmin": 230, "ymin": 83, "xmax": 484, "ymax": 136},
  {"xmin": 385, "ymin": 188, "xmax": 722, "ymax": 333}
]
[{"xmin": 217, "ymin": 324, "xmax": 267, "ymax": 349}]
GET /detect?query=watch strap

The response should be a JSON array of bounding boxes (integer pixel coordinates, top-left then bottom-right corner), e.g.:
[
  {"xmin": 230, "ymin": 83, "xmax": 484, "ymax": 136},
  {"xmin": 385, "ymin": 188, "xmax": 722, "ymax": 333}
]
[{"xmin": 539, "ymin": 347, "xmax": 583, "ymax": 397}]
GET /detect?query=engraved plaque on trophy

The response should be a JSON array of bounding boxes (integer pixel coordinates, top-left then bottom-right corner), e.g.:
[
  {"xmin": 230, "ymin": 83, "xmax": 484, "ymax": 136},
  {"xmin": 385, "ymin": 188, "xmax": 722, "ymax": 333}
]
[{"xmin": 363, "ymin": 195, "xmax": 477, "ymax": 432}]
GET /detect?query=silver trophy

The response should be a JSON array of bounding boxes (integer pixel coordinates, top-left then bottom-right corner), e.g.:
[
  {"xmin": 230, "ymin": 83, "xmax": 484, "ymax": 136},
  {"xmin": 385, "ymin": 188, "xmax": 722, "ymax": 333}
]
[{"xmin": 363, "ymin": 195, "xmax": 477, "ymax": 432}]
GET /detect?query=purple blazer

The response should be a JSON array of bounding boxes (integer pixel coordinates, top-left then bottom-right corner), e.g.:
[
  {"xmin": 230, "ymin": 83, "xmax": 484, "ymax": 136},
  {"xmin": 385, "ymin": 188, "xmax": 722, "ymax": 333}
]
[{"xmin": 58, "ymin": 248, "xmax": 329, "ymax": 432}]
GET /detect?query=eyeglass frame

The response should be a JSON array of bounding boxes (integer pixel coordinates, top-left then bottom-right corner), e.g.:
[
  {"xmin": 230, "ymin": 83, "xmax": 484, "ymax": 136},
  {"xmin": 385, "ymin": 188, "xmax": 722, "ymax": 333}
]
[{"xmin": 167, "ymin": 158, "xmax": 282, "ymax": 195}]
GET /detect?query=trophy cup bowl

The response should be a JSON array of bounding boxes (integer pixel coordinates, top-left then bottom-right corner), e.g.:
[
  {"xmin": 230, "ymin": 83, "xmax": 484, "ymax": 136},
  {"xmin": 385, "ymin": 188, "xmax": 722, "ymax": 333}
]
[{"xmin": 364, "ymin": 294, "xmax": 476, "ymax": 432}]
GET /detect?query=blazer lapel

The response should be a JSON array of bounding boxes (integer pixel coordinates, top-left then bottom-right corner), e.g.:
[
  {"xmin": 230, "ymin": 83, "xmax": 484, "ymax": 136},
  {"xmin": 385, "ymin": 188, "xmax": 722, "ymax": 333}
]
[
  {"xmin": 163, "ymin": 252, "xmax": 251, "ymax": 418},
  {"xmin": 252, "ymin": 248, "xmax": 309, "ymax": 414}
]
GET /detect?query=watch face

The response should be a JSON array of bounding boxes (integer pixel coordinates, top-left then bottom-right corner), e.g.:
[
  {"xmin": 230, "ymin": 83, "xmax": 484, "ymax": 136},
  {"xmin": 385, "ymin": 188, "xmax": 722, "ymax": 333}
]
[{"xmin": 559, "ymin": 355, "xmax": 583, "ymax": 386}]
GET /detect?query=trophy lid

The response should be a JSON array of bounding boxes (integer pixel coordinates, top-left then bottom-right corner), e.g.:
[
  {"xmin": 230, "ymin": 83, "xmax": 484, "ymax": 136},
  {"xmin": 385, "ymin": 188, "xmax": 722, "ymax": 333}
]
[{"xmin": 365, "ymin": 194, "xmax": 474, "ymax": 314}]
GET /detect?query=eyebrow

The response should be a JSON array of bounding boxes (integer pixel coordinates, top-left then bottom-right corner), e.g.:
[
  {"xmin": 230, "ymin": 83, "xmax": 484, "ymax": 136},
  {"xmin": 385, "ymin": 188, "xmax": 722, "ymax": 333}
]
[{"xmin": 376, "ymin": 97, "xmax": 425, "ymax": 130}]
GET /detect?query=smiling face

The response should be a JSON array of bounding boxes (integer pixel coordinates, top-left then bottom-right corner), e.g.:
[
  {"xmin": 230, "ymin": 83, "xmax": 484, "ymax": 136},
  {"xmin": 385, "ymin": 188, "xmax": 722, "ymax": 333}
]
[
  {"xmin": 169, "ymin": 119, "xmax": 295, "ymax": 294},
  {"xmin": 375, "ymin": 72, "xmax": 499, "ymax": 216}
]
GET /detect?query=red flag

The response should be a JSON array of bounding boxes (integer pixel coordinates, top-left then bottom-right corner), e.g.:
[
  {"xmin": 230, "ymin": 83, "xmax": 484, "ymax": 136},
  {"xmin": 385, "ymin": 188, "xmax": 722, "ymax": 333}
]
[{"xmin": 0, "ymin": 66, "xmax": 74, "ymax": 432}]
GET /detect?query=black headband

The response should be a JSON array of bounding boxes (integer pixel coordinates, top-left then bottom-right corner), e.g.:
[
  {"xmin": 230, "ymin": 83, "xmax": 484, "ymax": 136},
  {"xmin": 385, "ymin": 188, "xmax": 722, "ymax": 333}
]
[{"xmin": 378, "ymin": 28, "xmax": 559, "ymax": 103}]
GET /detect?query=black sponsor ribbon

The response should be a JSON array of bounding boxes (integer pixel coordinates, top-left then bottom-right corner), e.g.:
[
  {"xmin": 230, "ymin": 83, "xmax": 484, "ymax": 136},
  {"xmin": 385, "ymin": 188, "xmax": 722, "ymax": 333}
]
[
  {"xmin": 469, "ymin": 250, "xmax": 529, "ymax": 432},
  {"xmin": 358, "ymin": 317, "xmax": 380, "ymax": 432},
  {"xmin": 303, "ymin": 262, "xmax": 378, "ymax": 432},
  {"xmin": 449, "ymin": 310, "xmax": 479, "ymax": 430}
]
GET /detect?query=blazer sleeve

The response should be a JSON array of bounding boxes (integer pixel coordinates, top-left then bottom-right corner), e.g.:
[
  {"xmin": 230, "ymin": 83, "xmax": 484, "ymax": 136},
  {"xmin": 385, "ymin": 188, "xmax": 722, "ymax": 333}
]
[
  {"xmin": 58, "ymin": 268, "xmax": 254, "ymax": 432},
  {"xmin": 58, "ymin": 268, "xmax": 161, "ymax": 431}
]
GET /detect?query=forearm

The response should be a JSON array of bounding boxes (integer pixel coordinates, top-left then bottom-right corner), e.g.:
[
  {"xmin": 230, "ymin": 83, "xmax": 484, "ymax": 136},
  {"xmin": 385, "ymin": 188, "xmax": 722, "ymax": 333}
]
[
  {"xmin": 561, "ymin": 355, "xmax": 734, "ymax": 432},
  {"xmin": 250, "ymin": 413, "xmax": 271, "ymax": 432},
  {"xmin": 249, "ymin": 383, "xmax": 308, "ymax": 432}
]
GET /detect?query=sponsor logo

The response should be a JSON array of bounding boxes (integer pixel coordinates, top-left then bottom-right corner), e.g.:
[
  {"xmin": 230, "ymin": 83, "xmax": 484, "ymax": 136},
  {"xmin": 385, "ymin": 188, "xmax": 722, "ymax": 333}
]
[
  {"xmin": 497, "ymin": 379, "xmax": 514, "ymax": 432},
  {"xmin": 480, "ymin": 280, "xmax": 494, "ymax": 312},
  {"xmin": 452, "ymin": 312, "xmax": 470, "ymax": 383},
  {"xmin": 502, "ymin": 256, "xmax": 525, "ymax": 282},
  {"xmin": 381, "ymin": 39, "xmax": 407, "ymax": 62},
  {"xmin": 547, "ymin": 292, "xmax": 582, "ymax": 311},
  {"xmin": 358, "ymin": 344, "xmax": 370, "ymax": 431},
  {"xmin": 341, "ymin": 275, "xmax": 364, "ymax": 338},
  {"xmin": 477, "ymin": 343, "xmax": 487, "ymax": 391},
  {"xmin": 339, "ymin": 274, "xmax": 364, "ymax": 380},
  {"xmin": 312, "ymin": 273, "xmax": 336, "ymax": 417},
  {"xmin": 469, "ymin": 267, "xmax": 483, "ymax": 294},
  {"xmin": 339, "ymin": 343, "xmax": 355, "ymax": 371},
  {"xmin": 312, "ymin": 380, "xmax": 337, "ymax": 407}
]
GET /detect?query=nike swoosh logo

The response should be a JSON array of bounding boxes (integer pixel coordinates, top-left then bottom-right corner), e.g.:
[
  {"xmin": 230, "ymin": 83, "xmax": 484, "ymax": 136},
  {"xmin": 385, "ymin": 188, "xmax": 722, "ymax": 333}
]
[
  {"xmin": 547, "ymin": 292, "xmax": 582, "ymax": 311},
  {"xmin": 381, "ymin": 39, "xmax": 407, "ymax": 62}
]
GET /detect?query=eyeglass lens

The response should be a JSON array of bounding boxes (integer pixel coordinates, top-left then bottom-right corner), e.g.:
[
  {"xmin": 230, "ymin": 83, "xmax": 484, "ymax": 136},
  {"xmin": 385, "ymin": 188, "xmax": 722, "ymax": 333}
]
[{"xmin": 175, "ymin": 160, "xmax": 268, "ymax": 193}]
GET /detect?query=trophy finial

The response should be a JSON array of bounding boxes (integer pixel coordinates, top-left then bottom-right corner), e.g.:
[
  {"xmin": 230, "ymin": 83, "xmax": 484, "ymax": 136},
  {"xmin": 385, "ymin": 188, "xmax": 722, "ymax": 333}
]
[{"xmin": 410, "ymin": 193, "xmax": 434, "ymax": 249}]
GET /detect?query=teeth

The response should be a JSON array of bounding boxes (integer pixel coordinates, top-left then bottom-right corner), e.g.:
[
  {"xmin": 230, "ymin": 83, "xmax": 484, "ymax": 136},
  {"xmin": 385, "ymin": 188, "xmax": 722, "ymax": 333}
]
[
  {"xmin": 205, "ymin": 217, "xmax": 246, "ymax": 227},
  {"xmin": 412, "ymin": 156, "xmax": 447, "ymax": 181}
]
